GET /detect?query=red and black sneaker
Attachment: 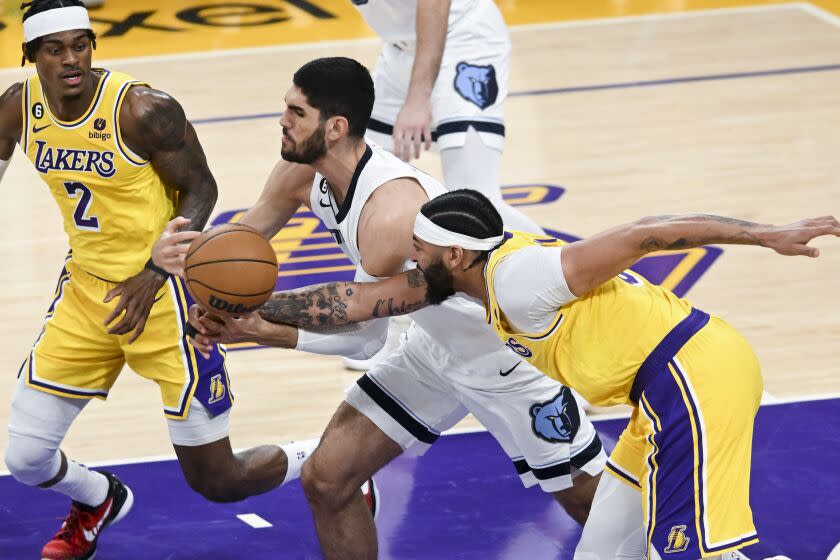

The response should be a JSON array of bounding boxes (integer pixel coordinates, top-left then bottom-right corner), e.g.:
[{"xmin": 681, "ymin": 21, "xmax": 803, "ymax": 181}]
[
  {"xmin": 361, "ymin": 477, "xmax": 380, "ymax": 520},
  {"xmin": 40, "ymin": 471, "xmax": 134, "ymax": 560}
]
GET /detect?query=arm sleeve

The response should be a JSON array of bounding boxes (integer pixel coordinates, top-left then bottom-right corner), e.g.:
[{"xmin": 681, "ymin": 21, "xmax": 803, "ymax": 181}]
[
  {"xmin": 493, "ymin": 245, "xmax": 577, "ymax": 333},
  {"xmin": 294, "ymin": 266, "xmax": 390, "ymax": 360}
]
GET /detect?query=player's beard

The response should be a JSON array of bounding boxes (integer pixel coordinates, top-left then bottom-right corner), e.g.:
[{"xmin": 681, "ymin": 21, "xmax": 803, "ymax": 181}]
[
  {"xmin": 419, "ymin": 258, "xmax": 456, "ymax": 305},
  {"xmin": 281, "ymin": 122, "xmax": 328, "ymax": 164}
]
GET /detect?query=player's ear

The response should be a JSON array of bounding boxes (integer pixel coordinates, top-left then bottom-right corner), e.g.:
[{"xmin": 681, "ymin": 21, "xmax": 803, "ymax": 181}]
[
  {"xmin": 444, "ymin": 246, "xmax": 464, "ymax": 270},
  {"xmin": 326, "ymin": 115, "xmax": 349, "ymax": 141}
]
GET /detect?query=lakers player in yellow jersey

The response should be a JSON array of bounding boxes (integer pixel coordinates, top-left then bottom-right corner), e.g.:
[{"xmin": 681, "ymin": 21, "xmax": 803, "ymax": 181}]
[
  {"xmin": 0, "ymin": 2, "xmax": 314, "ymax": 559},
  {"xmin": 242, "ymin": 189, "xmax": 836, "ymax": 559}
]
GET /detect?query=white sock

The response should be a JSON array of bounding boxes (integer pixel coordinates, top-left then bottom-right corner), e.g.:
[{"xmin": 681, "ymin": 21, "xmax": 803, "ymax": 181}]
[
  {"xmin": 50, "ymin": 458, "xmax": 110, "ymax": 507},
  {"xmin": 279, "ymin": 438, "xmax": 320, "ymax": 485}
]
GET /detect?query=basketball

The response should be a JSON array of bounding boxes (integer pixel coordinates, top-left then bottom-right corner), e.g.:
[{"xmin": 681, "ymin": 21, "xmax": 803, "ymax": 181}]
[{"xmin": 184, "ymin": 223, "xmax": 278, "ymax": 315}]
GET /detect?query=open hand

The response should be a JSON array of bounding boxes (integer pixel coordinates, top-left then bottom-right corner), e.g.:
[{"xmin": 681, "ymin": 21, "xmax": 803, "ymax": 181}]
[
  {"xmin": 104, "ymin": 269, "xmax": 167, "ymax": 343},
  {"xmin": 759, "ymin": 216, "xmax": 840, "ymax": 257},
  {"xmin": 151, "ymin": 216, "xmax": 201, "ymax": 277},
  {"xmin": 392, "ymin": 94, "xmax": 433, "ymax": 161}
]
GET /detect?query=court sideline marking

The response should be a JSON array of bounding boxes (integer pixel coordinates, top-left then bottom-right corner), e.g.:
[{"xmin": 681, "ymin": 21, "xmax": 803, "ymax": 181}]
[{"xmin": 0, "ymin": 392, "xmax": 836, "ymax": 475}]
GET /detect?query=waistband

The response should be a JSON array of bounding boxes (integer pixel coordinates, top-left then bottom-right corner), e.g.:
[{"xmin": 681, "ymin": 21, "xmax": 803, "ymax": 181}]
[{"xmin": 629, "ymin": 308, "xmax": 710, "ymax": 403}]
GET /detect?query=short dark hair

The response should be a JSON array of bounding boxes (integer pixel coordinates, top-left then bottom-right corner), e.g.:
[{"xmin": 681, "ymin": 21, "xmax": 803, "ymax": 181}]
[
  {"xmin": 420, "ymin": 189, "xmax": 505, "ymax": 267},
  {"xmin": 20, "ymin": 1, "xmax": 97, "ymax": 67},
  {"xmin": 293, "ymin": 57, "xmax": 374, "ymax": 138}
]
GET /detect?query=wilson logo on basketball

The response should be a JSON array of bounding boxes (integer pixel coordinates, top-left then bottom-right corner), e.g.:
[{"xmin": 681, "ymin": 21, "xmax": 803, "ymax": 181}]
[
  {"xmin": 208, "ymin": 295, "xmax": 261, "ymax": 315},
  {"xmin": 211, "ymin": 184, "xmax": 723, "ymax": 350}
]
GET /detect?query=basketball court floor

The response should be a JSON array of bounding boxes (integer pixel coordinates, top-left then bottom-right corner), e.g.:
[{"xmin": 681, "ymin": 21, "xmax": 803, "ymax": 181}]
[{"xmin": 0, "ymin": 1, "xmax": 838, "ymax": 558}]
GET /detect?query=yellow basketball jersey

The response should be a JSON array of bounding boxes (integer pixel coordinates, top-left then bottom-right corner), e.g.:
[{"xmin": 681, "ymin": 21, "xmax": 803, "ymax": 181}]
[
  {"xmin": 22, "ymin": 69, "xmax": 176, "ymax": 281},
  {"xmin": 485, "ymin": 231, "xmax": 694, "ymax": 407}
]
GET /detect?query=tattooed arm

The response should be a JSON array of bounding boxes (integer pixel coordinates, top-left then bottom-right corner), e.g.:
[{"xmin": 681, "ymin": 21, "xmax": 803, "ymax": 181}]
[
  {"xmin": 100, "ymin": 87, "xmax": 219, "ymax": 342},
  {"xmin": 187, "ymin": 268, "xmax": 430, "ymax": 358},
  {"xmin": 259, "ymin": 267, "xmax": 431, "ymax": 328},
  {"xmin": 121, "ymin": 86, "xmax": 217, "ymax": 233},
  {"xmin": 561, "ymin": 214, "xmax": 840, "ymax": 296}
]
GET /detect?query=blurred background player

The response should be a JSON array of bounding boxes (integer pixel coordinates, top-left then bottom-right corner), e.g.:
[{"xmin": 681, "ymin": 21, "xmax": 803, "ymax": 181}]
[
  {"xmin": 347, "ymin": 0, "xmax": 545, "ymax": 370},
  {"xmin": 0, "ymin": 2, "xmax": 318, "ymax": 558},
  {"xmin": 185, "ymin": 57, "xmax": 606, "ymax": 560}
]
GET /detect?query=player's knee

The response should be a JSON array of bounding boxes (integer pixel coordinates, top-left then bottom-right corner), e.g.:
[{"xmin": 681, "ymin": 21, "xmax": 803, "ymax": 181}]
[
  {"xmin": 301, "ymin": 453, "xmax": 355, "ymax": 508},
  {"xmin": 4, "ymin": 434, "xmax": 58, "ymax": 486}
]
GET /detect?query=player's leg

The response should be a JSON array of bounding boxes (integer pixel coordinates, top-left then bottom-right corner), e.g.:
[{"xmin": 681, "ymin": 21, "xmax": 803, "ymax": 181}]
[
  {"xmin": 433, "ymin": 5, "xmax": 543, "ymax": 234},
  {"xmin": 301, "ymin": 402, "xmax": 402, "ymax": 560},
  {"xmin": 454, "ymin": 356, "xmax": 605, "ymax": 524},
  {"xmin": 574, "ymin": 474, "xmax": 646, "ymax": 560},
  {"xmin": 5, "ymin": 260, "xmax": 132, "ymax": 559},
  {"xmin": 574, "ymin": 409, "xmax": 648, "ymax": 560},
  {"xmin": 439, "ymin": 127, "xmax": 543, "ymax": 234},
  {"xmin": 302, "ymin": 327, "xmax": 468, "ymax": 559},
  {"xmin": 639, "ymin": 315, "xmax": 763, "ymax": 559},
  {"xmin": 126, "ymin": 275, "xmax": 309, "ymax": 501}
]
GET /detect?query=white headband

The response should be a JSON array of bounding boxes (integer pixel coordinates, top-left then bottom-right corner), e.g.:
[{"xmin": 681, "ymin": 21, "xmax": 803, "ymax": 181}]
[
  {"xmin": 413, "ymin": 213, "xmax": 504, "ymax": 251},
  {"xmin": 23, "ymin": 6, "xmax": 91, "ymax": 43}
]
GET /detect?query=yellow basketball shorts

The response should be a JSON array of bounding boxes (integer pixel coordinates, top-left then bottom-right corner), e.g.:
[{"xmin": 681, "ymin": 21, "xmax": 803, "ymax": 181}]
[
  {"xmin": 606, "ymin": 309, "xmax": 763, "ymax": 558},
  {"xmin": 20, "ymin": 258, "xmax": 232, "ymax": 420}
]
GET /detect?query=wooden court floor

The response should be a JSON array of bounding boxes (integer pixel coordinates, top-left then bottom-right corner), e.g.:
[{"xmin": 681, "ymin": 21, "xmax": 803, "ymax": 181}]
[{"xmin": 0, "ymin": 3, "xmax": 838, "ymax": 464}]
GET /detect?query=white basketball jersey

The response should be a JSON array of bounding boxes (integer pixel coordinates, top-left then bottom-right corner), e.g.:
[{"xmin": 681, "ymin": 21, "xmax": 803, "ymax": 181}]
[
  {"xmin": 309, "ymin": 142, "xmax": 509, "ymax": 359},
  {"xmin": 351, "ymin": 0, "xmax": 480, "ymax": 45}
]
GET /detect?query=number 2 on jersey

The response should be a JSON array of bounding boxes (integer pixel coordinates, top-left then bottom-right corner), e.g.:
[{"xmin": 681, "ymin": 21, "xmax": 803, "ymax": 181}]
[{"xmin": 63, "ymin": 182, "xmax": 100, "ymax": 231}]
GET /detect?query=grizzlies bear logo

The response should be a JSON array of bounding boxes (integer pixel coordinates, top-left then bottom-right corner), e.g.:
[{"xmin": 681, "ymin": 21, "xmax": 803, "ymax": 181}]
[
  {"xmin": 530, "ymin": 387, "xmax": 580, "ymax": 443},
  {"xmin": 454, "ymin": 62, "xmax": 499, "ymax": 109}
]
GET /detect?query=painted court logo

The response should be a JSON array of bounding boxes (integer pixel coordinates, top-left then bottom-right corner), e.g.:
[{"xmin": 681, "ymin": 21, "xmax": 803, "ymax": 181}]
[{"xmin": 212, "ymin": 184, "xmax": 722, "ymax": 350}]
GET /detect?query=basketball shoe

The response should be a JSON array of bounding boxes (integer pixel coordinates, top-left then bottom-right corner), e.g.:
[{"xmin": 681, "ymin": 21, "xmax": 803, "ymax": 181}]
[
  {"xmin": 362, "ymin": 477, "xmax": 380, "ymax": 520},
  {"xmin": 40, "ymin": 471, "xmax": 134, "ymax": 560}
]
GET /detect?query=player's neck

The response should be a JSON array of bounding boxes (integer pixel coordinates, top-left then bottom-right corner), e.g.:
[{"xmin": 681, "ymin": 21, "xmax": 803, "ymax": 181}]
[
  {"xmin": 314, "ymin": 138, "xmax": 368, "ymax": 206},
  {"xmin": 42, "ymin": 70, "xmax": 101, "ymax": 122},
  {"xmin": 454, "ymin": 265, "xmax": 488, "ymax": 306}
]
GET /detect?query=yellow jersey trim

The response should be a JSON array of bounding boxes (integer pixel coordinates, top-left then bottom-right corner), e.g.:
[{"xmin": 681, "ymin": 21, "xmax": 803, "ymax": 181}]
[
  {"xmin": 113, "ymin": 80, "xmax": 150, "ymax": 166},
  {"xmin": 42, "ymin": 69, "xmax": 111, "ymax": 129}
]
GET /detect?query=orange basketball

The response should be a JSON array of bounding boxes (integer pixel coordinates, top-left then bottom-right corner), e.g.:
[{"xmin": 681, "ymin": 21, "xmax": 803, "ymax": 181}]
[{"xmin": 184, "ymin": 223, "xmax": 278, "ymax": 315}]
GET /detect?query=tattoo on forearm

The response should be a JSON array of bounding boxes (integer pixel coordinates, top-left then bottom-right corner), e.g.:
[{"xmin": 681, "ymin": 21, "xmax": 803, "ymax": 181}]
[
  {"xmin": 370, "ymin": 269, "xmax": 430, "ymax": 318},
  {"xmin": 372, "ymin": 298, "xmax": 427, "ymax": 318},
  {"xmin": 640, "ymin": 215, "xmax": 764, "ymax": 251},
  {"xmin": 260, "ymin": 283, "xmax": 351, "ymax": 327}
]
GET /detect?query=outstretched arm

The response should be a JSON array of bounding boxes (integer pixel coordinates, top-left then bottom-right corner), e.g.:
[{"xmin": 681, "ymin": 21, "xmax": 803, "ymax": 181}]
[
  {"xmin": 187, "ymin": 268, "xmax": 429, "ymax": 358},
  {"xmin": 259, "ymin": 267, "xmax": 430, "ymax": 328},
  {"xmin": 562, "ymin": 214, "xmax": 840, "ymax": 296}
]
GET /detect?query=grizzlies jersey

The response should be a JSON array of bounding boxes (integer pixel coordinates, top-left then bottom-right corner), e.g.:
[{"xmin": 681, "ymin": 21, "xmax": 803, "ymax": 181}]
[
  {"xmin": 309, "ymin": 142, "xmax": 513, "ymax": 359},
  {"xmin": 22, "ymin": 69, "xmax": 176, "ymax": 282},
  {"xmin": 485, "ymin": 231, "xmax": 694, "ymax": 407},
  {"xmin": 351, "ymin": 0, "xmax": 479, "ymax": 45}
]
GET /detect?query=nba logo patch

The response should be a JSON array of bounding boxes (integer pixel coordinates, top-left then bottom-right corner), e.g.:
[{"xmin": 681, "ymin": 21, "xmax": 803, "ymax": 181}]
[
  {"xmin": 664, "ymin": 525, "xmax": 690, "ymax": 553},
  {"xmin": 209, "ymin": 374, "xmax": 226, "ymax": 404}
]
